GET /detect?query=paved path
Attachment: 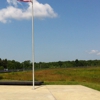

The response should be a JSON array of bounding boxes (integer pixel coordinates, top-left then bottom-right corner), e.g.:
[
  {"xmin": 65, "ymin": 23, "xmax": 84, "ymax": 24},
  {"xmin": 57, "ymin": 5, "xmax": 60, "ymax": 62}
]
[{"xmin": 0, "ymin": 85, "xmax": 100, "ymax": 100}]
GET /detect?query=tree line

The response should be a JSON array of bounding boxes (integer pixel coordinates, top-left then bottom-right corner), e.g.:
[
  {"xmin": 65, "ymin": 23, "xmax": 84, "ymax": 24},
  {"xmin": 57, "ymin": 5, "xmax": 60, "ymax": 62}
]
[
  {"xmin": 0, "ymin": 58, "xmax": 100, "ymax": 71},
  {"xmin": 0, "ymin": 58, "xmax": 32, "ymax": 71},
  {"xmin": 35, "ymin": 59, "xmax": 100, "ymax": 69}
]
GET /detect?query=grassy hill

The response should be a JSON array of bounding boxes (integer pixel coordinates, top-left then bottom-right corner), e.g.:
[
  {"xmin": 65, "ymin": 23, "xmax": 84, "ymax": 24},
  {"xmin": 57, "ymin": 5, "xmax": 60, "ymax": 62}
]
[{"xmin": 0, "ymin": 67, "xmax": 100, "ymax": 91}]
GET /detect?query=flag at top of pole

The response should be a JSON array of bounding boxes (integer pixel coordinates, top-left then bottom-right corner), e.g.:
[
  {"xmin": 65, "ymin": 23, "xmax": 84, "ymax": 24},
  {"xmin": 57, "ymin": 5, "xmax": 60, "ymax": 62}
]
[{"xmin": 17, "ymin": 0, "xmax": 32, "ymax": 2}]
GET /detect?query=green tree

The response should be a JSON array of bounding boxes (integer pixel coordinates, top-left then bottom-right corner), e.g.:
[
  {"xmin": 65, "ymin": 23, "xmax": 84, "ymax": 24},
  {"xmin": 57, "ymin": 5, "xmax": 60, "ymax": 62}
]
[
  {"xmin": 58, "ymin": 61, "xmax": 63, "ymax": 67},
  {"xmin": 2, "ymin": 59, "xmax": 7, "ymax": 69},
  {"xmin": 23, "ymin": 60, "xmax": 32, "ymax": 70}
]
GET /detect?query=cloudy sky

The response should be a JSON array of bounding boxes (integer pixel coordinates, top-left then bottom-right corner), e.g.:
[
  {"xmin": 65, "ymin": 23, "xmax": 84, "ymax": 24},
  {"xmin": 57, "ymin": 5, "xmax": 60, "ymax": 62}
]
[{"xmin": 0, "ymin": 0, "xmax": 100, "ymax": 62}]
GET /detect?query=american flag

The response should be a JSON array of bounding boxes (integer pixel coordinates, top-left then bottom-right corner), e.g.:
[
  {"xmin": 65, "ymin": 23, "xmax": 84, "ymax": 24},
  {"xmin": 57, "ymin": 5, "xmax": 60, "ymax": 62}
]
[{"xmin": 17, "ymin": 0, "xmax": 32, "ymax": 2}]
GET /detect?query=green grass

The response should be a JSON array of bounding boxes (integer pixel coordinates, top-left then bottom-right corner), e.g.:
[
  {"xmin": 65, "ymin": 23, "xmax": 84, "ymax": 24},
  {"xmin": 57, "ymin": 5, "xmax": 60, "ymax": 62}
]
[
  {"xmin": 0, "ymin": 67, "xmax": 100, "ymax": 91},
  {"xmin": 0, "ymin": 71, "xmax": 32, "ymax": 81},
  {"xmin": 44, "ymin": 81, "xmax": 100, "ymax": 91}
]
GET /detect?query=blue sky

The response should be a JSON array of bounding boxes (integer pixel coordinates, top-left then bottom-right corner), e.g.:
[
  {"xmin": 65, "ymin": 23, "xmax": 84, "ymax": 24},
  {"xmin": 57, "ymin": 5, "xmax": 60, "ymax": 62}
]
[{"xmin": 0, "ymin": 0, "xmax": 100, "ymax": 62}]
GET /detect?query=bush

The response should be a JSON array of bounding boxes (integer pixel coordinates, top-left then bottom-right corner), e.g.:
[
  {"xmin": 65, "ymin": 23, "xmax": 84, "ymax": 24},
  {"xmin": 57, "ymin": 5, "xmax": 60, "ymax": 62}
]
[{"xmin": 0, "ymin": 66, "xmax": 4, "ymax": 70}]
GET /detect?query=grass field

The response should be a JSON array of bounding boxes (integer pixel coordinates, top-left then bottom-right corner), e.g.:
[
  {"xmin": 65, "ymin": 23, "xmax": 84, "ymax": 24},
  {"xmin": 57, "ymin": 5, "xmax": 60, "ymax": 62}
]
[{"xmin": 0, "ymin": 67, "xmax": 100, "ymax": 91}]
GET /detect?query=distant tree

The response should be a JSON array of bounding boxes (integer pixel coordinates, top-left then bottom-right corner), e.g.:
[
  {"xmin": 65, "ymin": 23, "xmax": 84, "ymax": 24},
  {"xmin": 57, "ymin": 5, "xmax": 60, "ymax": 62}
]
[
  {"xmin": 7, "ymin": 61, "xmax": 15, "ymax": 70},
  {"xmin": 15, "ymin": 61, "xmax": 21, "ymax": 69},
  {"xmin": 0, "ymin": 58, "xmax": 2, "ymax": 66},
  {"xmin": 23, "ymin": 60, "xmax": 32, "ymax": 70},
  {"xmin": 58, "ymin": 61, "xmax": 63, "ymax": 67},
  {"xmin": 75, "ymin": 59, "xmax": 79, "ymax": 67},
  {"xmin": 0, "ymin": 66, "xmax": 4, "ymax": 70},
  {"xmin": 2, "ymin": 59, "xmax": 7, "ymax": 69},
  {"xmin": 39, "ymin": 62, "xmax": 42, "ymax": 69}
]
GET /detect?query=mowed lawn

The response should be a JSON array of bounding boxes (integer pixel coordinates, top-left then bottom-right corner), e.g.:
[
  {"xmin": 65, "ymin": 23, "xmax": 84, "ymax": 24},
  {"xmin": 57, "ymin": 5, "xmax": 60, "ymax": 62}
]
[{"xmin": 0, "ymin": 67, "xmax": 100, "ymax": 91}]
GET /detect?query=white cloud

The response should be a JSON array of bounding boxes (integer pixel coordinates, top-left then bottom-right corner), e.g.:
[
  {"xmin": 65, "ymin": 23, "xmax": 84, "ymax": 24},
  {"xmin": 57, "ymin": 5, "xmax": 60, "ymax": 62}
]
[
  {"xmin": 89, "ymin": 50, "xmax": 98, "ymax": 54},
  {"xmin": 33, "ymin": 0, "xmax": 57, "ymax": 18},
  {"xmin": 88, "ymin": 50, "xmax": 100, "ymax": 56},
  {"xmin": 0, "ymin": 0, "xmax": 57, "ymax": 23},
  {"xmin": 97, "ymin": 52, "xmax": 100, "ymax": 55},
  {"xmin": 7, "ymin": 0, "xmax": 18, "ymax": 6}
]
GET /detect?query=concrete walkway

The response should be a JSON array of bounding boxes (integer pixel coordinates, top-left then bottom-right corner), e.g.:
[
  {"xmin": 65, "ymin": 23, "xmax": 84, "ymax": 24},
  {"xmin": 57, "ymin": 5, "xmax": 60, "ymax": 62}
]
[{"xmin": 0, "ymin": 85, "xmax": 100, "ymax": 100}]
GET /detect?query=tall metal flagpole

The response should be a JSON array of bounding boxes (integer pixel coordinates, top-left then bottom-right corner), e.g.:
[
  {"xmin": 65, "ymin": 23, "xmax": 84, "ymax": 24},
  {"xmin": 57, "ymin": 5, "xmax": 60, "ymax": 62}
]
[
  {"xmin": 31, "ymin": 0, "xmax": 34, "ymax": 89},
  {"xmin": 17, "ymin": 0, "xmax": 34, "ymax": 89}
]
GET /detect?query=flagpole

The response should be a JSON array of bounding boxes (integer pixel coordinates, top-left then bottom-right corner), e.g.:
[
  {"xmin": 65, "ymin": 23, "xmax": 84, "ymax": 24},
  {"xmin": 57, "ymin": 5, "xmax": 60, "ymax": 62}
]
[
  {"xmin": 17, "ymin": 0, "xmax": 34, "ymax": 89},
  {"xmin": 31, "ymin": 0, "xmax": 34, "ymax": 89}
]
